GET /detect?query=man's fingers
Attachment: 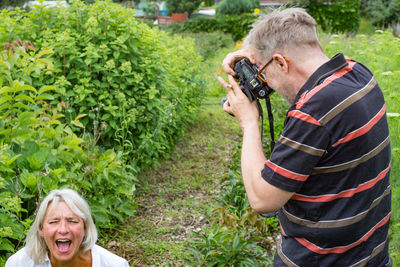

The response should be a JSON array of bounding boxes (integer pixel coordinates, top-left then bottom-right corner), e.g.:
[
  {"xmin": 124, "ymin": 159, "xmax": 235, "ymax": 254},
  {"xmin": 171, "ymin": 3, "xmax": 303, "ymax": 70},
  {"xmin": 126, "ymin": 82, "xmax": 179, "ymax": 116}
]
[
  {"xmin": 221, "ymin": 49, "xmax": 256, "ymax": 75},
  {"xmin": 228, "ymin": 75, "xmax": 242, "ymax": 95},
  {"xmin": 217, "ymin": 76, "xmax": 235, "ymax": 95}
]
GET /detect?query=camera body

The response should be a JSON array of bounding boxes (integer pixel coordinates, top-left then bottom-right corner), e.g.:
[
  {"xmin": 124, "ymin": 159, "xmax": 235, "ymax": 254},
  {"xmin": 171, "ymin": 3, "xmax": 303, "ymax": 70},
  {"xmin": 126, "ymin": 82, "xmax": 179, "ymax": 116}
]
[{"xmin": 234, "ymin": 58, "xmax": 273, "ymax": 102}]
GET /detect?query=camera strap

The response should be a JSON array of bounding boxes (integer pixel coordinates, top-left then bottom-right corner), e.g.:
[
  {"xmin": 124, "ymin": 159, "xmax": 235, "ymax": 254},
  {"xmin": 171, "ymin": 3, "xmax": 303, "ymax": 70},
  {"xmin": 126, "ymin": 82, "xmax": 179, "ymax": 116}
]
[
  {"xmin": 258, "ymin": 96, "xmax": 279, "ymax": 218},
  {"xmin": 256, "ymin": 96, "xmax": 275, "ymax": 154},
  {"xmin": 265, "ymin": 96, "xmax": 275, "ymax": 151}
]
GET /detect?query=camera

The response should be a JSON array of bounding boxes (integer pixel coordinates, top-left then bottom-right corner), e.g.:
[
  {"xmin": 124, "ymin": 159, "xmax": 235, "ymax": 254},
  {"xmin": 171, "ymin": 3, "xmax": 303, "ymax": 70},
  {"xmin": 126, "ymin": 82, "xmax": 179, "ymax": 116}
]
[{"xmin": 234, "ymin": 58, "xmax": 274, "ymax": 102}]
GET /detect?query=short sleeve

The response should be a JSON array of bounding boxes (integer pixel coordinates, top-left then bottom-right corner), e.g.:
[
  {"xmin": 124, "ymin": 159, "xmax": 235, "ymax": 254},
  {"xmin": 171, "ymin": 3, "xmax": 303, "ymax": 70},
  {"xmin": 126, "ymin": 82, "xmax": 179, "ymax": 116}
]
[{"xmin": 262, "ymin": 113, "xmax": 331, "ymax": 192}]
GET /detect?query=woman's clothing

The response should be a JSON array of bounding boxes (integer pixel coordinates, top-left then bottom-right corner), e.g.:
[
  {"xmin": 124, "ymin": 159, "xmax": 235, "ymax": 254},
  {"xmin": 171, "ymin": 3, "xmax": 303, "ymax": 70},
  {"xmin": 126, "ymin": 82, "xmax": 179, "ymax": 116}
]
[{"xmin": 5, "ymin": 245, "xmax": 129, "ymax": 267}]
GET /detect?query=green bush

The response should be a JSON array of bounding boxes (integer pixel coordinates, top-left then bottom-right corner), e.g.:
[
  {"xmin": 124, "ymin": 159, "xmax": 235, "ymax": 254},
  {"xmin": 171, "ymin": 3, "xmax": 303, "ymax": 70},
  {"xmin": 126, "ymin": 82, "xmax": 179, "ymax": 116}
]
[
  {"xmin": 296, "ymin": 0, "xmax": 361, "ymax": 33},
  {"xmin": 216, "ymin": 0, "xmax": 260, "ymax": 16},
  {"xmin": 0, "ymin": 44, "xmax": 137, "ymax": 263},
  {"xmin": 162, "ymin": 13, "xmax": 258, "ymax": 41},
  {"xmin": 362, "ymin": 0, "xmax": 400, "ymax": 28},
  {"xmin": 166, "ymin": 0, "xmax": 202, "ymax": 16},
  {"xmin": 177, "ymin": 31, "xmax": 234, "ymax": 59},
  {"xmin": 186, "ymin": 225, "xmax": 271, "ymax": 266},
  {"xmin": 0, "ymin": 0, "xmax": 205, "ymax": 171}
]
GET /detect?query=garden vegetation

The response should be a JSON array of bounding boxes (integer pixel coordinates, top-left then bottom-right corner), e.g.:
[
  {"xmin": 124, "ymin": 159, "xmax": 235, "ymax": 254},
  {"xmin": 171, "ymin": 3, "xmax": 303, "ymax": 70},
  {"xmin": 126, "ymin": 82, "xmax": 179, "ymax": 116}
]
[
  {"xmin": 0, "ymin": 0, "xmax": 204, "ymax": 264},
  {"xmin": 0, "ymin": 0, "xmax": 400, "ymax": 265}
]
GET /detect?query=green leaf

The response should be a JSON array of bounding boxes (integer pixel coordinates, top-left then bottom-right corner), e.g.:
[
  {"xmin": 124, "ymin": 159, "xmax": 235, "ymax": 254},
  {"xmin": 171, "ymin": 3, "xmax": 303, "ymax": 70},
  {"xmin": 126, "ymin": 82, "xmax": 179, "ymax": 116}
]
[
  {"xmin": 0, "ymin": 238, "xmax": 15, "ymax": 252},
  {"xmin": 71, "ymin": 120, "xmax": 84, "ymax": 128},
  {"xmin": 27, "ymin": 150, "xmax": 46, "ymax": 170},
  {"xmin": 35, "ymin": 93, "xmax": 54, "ymax": 101},
  {"xmin": 38, "ymin": 49, "xmax": 54, "ymax": 57},
  {"xmin": 20, "ymin": 170, "xmax": 39, "ymax": 189},
  {"xmin": 15, "ymin": 94, "xmax": 35, "ymax": 104},
  {"xmin": 38, "ymin": 85, "xmax": 56, "ymax": 95}
]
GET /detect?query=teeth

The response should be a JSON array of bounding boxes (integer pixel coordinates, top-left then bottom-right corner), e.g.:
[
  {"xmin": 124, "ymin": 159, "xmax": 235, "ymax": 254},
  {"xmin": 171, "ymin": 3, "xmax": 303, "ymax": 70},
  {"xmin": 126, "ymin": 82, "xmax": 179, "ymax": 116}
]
[{"xmin": 57, "ymin": 240, "xmax": 70, "ymax": 242}]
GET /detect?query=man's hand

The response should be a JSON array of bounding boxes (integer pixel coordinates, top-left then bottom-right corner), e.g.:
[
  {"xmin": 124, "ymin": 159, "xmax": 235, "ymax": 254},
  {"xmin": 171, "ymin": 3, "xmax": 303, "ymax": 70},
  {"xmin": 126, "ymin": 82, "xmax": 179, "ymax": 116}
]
[
  {"xmin": 221, "ymin": 49, "xmax": 256, "ymax": 76},
  {"xmin": 217, "ymin": 75, "xmax": 260, "ymax": 130}
]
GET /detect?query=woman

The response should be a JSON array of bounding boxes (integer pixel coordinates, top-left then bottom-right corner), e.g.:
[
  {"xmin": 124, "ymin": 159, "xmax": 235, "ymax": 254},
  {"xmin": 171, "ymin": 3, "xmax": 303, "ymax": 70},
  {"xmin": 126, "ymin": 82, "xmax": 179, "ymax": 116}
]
[{"xmin": 5, "ymin": 188, "xmax": 129, "ymax": 267}]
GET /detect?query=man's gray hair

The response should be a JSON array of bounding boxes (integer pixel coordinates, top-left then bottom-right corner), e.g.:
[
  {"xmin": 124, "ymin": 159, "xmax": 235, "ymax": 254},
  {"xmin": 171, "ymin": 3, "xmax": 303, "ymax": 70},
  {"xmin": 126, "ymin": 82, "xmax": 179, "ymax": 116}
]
[
  {"xmin": 244, "ymin": 7, "xmax": 321, "ymax": 62},
  {"xmin": 25, "ymin": 188, "xmax": 98, "ymax": 264}
]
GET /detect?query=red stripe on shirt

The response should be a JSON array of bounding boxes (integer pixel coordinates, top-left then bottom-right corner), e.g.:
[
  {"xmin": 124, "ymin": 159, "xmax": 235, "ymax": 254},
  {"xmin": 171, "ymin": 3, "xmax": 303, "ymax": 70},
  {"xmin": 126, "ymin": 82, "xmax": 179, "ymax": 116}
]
[
  {"xmin": 332, "ymin": 105, "xmax": 386, "ymax": 148},
  {"xmin": 296, "ymin": 60, "xmax": 356, "ymax": 110},
  {"xmin": 265, "ymin": 160, "xmax": 309, "ymax": 181},
  {"xmin": 291, "ymin": 163, "xmax": 391, "ymax": 202},
  {"xmin": 294, "ymin": 212, "xmax": 391, "ymax": 254},
  {"xmin": 287, "ymin": 110, "xmax": 321, "ymax": 126}
]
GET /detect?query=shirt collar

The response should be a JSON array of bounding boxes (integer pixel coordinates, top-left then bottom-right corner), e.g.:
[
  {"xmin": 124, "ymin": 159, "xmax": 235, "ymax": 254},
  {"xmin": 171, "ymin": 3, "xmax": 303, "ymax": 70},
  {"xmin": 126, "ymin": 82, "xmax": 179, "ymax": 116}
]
[{"xmin": 293, "ymin": 53, "xmax": 348, "ymax": 104}]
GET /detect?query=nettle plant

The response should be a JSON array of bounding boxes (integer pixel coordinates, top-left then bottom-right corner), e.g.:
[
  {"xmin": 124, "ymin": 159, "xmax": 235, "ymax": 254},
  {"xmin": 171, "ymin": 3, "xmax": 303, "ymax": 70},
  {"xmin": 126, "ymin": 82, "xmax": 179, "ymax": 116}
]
[
  {"xmin": 0, "ymin": 43, "xmax": 136, "ymax": 262},
  {"xmin": 1, "ymin": 0, "xmax": 205, "ymax": 171}
]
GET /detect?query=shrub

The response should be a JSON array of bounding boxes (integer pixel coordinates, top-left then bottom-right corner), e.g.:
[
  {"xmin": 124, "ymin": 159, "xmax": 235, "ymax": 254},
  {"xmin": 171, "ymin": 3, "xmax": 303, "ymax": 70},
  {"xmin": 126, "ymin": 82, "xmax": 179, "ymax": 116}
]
[
  {"xmin": 166, "ymin": 0, "xmax": 202, "ymax": 16},
  {"xmin": 162, "ymin": 13, "xmax": 258, "ymax": 41},
  {"xmin": 216, "ymin": 0, "xmax": 260, "ymax": 16},
  {"xmin": 362, "ymin": 0, "xmax": 400, "ymax": 28},
  {"xmin": 0, "ymin": 42, "xmax": 136, "ymax": 262},
  {"xmin": 0, "ymin": 0, "xmax": 205, "ymax": 171},
  {"xmin": 296, "ymin": 0, "xmax": 362, "ymax": 33}
]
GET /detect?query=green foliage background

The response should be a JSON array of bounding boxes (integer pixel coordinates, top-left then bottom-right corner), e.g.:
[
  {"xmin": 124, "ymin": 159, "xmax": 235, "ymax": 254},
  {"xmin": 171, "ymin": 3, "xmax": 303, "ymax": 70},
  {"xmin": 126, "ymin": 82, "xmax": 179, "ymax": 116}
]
[
  {"xmin": 1, "ymin": 0, "xmax": 204, "ymax": 171},
  {"xmin": 166, "ymin": 0, "xmax": 202, "ymax": 16},
  {"xmin": 361, "ymin": 0, "xmax": 400, "ymax": 28},
  {"xmin": 163, "ymin": 13, "xmax": 258, "ymax": 41},
  {"xmin": 297, "ymin": 0, "xmax": 362, "ymax": 33},
  {"xmin": 0, "ymin": 0, "xmax": 205, "ymax": 263},
  {"xmin": 216, "ymin": 0, "xmax": 260, "ymax": 16}
]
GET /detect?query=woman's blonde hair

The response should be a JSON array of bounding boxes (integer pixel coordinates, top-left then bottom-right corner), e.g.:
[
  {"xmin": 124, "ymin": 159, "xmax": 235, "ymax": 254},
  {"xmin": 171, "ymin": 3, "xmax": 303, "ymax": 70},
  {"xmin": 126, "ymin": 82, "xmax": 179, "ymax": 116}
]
[
  {"xmin": 25, "ymin": 188, "xmax": 98, "ymax": 264},
  {"xmin": 244, "ymin": 7, "xmax": 322, "ymax": 62}
]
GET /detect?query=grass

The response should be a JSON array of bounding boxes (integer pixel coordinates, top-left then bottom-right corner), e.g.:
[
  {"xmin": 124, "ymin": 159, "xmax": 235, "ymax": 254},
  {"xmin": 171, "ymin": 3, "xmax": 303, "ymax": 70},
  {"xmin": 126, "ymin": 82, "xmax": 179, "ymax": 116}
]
[
  {"xmin": 97, "ymin": 29, "xmax": 400, "ymax": 265},
  {"xmin": 97, "ymin": 95, "xmax": 241, "ymax": 265}
]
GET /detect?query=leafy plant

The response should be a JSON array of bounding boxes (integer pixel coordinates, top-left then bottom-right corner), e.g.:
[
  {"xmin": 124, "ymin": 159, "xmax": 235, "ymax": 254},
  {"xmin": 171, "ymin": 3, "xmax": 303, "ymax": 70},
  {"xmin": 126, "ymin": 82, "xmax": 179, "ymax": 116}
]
[
  {"xmin": 0, "ymin": 42, "xmax": 137, "ymax": 261},
  {"xmin": 163, "ymin": 13, "xmax": 258, "ymax": 41},
  {"xmin": 361, "ymin": 0, "xmax": 400, "ymax": 28},
  {"xmin": 166, "ymin": 0, "xmax": 202, "ymax": 16},
  {"xmin": 0, "ymin": 0, "xmax": 205, "ymax": 171},
  {"xmin": 216, "ymin": 0, "xmax": 260, "ymax": 16},
  {"xmin": 296, "ymin": 0, "xmax": 362, "ymax": 33},
  {"xmin": 186, "ymin": 225, "xmax": 270, "ymax": 266}
]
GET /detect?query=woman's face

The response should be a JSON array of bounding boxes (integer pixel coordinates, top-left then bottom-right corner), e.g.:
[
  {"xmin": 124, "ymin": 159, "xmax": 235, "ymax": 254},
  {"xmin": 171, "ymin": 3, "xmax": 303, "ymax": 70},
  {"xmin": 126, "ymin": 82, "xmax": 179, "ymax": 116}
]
[{"xmin": 39, "ymin": 201, "xmax": 86, "ymax": 263}]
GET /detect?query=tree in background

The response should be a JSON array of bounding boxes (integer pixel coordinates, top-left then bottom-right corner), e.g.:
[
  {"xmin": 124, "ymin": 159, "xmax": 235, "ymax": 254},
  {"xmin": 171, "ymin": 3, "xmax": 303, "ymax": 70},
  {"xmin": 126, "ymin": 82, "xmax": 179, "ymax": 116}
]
[
  {"xmin": 0, "ymin": 0, "xmax": 28, "ymax": 9},
  {"xmin": 297, "ymin": 0, "xmax": 361, "ymax": 33},
  {"xmin": 203, "ymin": 0, "xmax": 215, "ymax": 6},
  {"xmin": 166, "ymin": 0, "xmax": 202, "ymax": 16},
  {"xmin": 361, "ymin": 0, "xmax": 400, "ymax": 28},
  {"xmin": 216, "ymin": 0, "xmax": 260, "ymax": 16}
]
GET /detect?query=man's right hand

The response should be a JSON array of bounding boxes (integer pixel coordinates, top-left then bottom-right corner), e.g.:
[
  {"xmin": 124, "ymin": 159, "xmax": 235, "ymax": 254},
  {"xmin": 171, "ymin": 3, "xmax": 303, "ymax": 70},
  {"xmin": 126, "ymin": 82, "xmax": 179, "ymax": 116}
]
[{"xmin": 221, "ymin": 49, "xmax": 256, "ymax": 76}]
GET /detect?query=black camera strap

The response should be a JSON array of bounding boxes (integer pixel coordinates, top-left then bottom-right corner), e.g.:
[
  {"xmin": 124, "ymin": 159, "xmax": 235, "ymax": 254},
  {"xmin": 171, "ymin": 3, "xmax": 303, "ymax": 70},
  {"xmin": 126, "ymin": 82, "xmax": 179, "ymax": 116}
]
[
  {"xmin": 256, "ymin": 96, "xmax": 275, "ymax": 154},
  {"xmin": 265, "ymin": 96, "xmax": 275, "ymax": 151},
  {"xmin": 258, "ymin": 96, "xmax": 279, "ymax": 218}
]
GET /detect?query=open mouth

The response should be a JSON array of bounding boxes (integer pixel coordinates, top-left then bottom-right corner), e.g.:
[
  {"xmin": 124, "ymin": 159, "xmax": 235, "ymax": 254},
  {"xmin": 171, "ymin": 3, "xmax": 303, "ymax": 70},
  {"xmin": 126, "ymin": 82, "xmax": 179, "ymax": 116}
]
[{"xmin": 56, "ymin": 239, "xmax": 72, "ymax": 253}]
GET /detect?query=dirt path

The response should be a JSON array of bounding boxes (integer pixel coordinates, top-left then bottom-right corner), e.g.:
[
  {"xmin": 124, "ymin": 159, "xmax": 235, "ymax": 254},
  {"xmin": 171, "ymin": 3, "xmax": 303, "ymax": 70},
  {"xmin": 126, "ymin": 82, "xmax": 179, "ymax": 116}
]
[{"xmin": 101, "ymin": 97, "xmax": 240, "ymax": 266}]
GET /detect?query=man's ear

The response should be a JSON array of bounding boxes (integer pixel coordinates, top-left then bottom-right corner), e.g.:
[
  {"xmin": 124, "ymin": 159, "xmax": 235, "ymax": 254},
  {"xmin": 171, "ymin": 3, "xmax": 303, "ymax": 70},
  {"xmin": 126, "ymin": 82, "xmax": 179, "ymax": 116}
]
[{"xmin": 273, "ymin": 54, "xmax": 289, "ymax": 73}]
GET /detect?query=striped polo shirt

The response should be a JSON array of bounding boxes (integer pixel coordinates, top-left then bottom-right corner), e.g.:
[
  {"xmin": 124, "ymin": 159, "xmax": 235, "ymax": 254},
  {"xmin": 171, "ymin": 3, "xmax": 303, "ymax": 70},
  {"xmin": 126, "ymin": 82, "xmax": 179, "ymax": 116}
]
[{"xmin": 262, "ymin": 53, "xmax": 391, "ymax": 266}]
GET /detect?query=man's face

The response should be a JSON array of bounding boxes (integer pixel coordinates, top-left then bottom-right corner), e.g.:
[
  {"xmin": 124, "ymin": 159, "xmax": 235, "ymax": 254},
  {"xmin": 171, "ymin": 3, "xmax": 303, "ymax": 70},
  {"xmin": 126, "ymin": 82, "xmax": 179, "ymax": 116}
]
[{"xmin": 256, "ymin": 55, "xmax": 294, "ymax": 104}]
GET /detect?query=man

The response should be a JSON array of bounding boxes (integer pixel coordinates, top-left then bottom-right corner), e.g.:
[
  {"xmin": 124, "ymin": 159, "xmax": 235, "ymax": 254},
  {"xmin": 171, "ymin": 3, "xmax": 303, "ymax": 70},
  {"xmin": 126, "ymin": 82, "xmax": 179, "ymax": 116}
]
[{"xmin": 218, "ymin": 8, "xmax": 392, "ymax": 266}]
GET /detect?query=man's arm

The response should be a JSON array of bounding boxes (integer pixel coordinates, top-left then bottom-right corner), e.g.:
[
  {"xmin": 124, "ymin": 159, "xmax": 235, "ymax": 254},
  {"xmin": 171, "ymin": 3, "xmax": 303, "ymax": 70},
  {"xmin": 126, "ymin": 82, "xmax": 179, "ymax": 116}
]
[
  {"xmin": 218, "ymin": 75, "xmax": 293, "ymax": 214},
  {"xmin": 241, "ymin": 117, "xmax": 294, "ymax": 213}
]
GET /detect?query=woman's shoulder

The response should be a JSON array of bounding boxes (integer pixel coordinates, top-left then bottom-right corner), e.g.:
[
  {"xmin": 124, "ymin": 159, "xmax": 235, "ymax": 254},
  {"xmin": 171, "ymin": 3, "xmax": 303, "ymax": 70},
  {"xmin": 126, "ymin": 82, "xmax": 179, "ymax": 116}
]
[
  {"xmin": 92, "ymin": 244, "xmax": 129, "ymax": 267},
  {"xmin": 5, "ymin": 247, "xmax": 41, "ymax": 267}
]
